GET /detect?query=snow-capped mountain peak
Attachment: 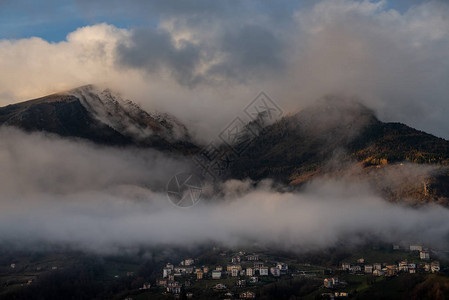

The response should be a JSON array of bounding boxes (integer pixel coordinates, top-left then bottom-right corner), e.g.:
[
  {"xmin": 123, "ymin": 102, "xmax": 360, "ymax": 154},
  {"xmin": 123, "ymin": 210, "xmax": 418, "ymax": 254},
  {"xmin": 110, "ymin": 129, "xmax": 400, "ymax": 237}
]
[{"xmin": 68, "ymin": 85, "xmax": 190, "ymax": 142}]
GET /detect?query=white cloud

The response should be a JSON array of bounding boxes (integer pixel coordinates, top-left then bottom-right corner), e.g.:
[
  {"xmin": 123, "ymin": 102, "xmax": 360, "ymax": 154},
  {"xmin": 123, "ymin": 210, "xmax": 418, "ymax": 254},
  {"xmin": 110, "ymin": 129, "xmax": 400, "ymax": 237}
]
[
  {"xmin": 1, "ymin": 128, "xmax": 449, "ymax": 253},
  {"xmin": 0, "ymin": 0, "xmax": 448, "ymax": 142},
  {"xmin": 0, "ymin": 24, "xmax": 128, "ymax": 101}
]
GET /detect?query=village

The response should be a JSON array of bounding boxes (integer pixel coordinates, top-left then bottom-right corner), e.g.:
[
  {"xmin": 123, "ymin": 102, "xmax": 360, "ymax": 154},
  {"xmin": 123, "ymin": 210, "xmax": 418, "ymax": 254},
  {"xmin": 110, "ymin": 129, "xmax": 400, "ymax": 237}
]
[
  {"xmin": 153, "ymin": 252, "xmax": 288, "ymax": 299},
  {"xmin": 1, "ymin": 243, "xmax": 447, "ymax": 299},
  {"xmin": 322, "ymin": 245, "xmax": 441, "ymax": 299},
  {"xmin": 141, "ymin": 244, "xmax": 444, "ymax": 299}
]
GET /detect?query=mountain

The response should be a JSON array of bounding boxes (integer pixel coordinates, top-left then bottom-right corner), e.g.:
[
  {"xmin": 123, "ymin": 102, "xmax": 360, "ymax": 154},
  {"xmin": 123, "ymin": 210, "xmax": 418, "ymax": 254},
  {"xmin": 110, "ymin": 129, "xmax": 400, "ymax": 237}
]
[
  {"xmin": 1, "ymin": 89, "xmax": 449, "ymax": 205},
  {"xmin": 228, "ymin": 96, "xmax": 449, "ymax": 205},
  {"xmin": 0, "ymin": 85, "xmax": 197, "ymax": 153}
]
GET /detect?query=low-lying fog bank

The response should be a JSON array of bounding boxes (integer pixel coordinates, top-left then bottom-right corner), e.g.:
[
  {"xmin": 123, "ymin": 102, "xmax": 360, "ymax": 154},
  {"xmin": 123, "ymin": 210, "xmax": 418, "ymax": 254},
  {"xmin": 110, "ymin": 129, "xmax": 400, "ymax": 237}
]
[{"xmin": 1, "ymin": 128, "xmax": 448, "ymax": 254}]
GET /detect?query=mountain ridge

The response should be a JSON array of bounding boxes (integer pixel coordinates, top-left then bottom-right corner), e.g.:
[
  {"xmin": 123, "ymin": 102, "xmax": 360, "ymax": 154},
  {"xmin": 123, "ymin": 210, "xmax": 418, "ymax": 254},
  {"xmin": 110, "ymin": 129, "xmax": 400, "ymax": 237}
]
[
  {"xmin": 0, "ymin": 85, "xmax": 197, "ymax": 153},
  {"xmin": 1, "ymin": 87, "xmax": 449, "ymax": 205}
]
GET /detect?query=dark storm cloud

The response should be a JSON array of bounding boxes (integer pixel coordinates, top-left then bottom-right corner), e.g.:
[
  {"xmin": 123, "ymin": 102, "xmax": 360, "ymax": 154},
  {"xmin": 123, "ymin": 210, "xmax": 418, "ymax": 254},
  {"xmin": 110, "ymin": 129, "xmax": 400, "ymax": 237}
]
[
  {"xmin": 206, "ymin": 24, "xmax": 285, "ymax": 82},
  {"xmin": 116, "ymin": 23, "xmax": 286, "ymax": 86},
  {"xmin": 117, "ymin": 27, "xmax": 202, "ymax": 86},
  {"xmin": 110, "ymin": 0, "xmax": 291, "ymax": 87}
]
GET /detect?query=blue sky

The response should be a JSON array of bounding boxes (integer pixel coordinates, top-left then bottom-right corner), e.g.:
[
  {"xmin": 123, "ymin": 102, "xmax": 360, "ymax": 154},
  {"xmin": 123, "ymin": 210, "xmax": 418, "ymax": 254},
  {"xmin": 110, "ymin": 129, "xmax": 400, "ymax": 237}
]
[
  {"xmin": 0, "ymin": 0, "xmax": 423, "ymax": 42},
  {"xmin": 0, "ymin": 0, "xmax": 147, "ymax": 42}
]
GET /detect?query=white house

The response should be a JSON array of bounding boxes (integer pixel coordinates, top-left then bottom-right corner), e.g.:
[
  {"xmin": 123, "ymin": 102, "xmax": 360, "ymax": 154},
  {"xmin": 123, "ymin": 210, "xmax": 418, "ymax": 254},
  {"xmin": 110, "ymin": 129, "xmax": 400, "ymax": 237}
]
[
  {"xmin": 247, "ymin": 255, "xmax": 259, "ymax": 261},
  {"xmin": 398, "ymin": 261, "xmax": 408, "ymax": 272},
  {"xmin": 420, "ymin": 250, "xmax": 430, "ymax": 260},
  {"xmin": 212, "ymin": 270, "xmax": 222, "ymax": 279},
  {"xmin": 364, "ymin": 265, "xmax": 373, "ymax": 273},
  {"xmin": 259, "ymin": 267, "xmax": 269, "ymax": 276},
  {"xmin": 276, "ymin": 262, "xmax": 288, "ymax": 271},
  {"xmin": 163, "ymin": 268, "xmax": 172, "ymax": 278}
]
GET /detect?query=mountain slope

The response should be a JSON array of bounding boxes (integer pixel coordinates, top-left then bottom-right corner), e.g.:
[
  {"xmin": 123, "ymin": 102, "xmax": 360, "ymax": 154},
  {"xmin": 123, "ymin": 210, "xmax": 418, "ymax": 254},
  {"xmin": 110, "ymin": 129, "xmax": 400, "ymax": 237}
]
[
  {"xmin": 228, "ymin": 96, "xmax": 449, "ymax": 204},
  {"xmin": 1, "ymin": 89, "xmax": 449, "ymax": 204},
  {"xmin": 229, "ymin": 96, "xmax": 449, "ymax": 180},
  {"xmin": 0, "ymin": 85, "xmax": 197, "ymax": 153}
]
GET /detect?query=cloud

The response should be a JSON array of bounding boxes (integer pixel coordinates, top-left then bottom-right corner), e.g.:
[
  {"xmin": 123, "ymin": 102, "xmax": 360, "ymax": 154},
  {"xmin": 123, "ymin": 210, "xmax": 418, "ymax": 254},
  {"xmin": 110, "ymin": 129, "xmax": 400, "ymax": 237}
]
[
  {"xmin": 0, "ymin": 0, "xmax": 448, "ymax": 142},
  {"xmin": 0, "ymin": 128, "xmax": 449, "ymax": 254},
  {"xmin": 0, "ymin": 23, "xmax": 130, "ymax": 101},
  {"xmin": 0, "ymin": 127, "xmax": 190, "ymax": 196},
  {"xmin": 116, "ymin": 27, "xmax": 202, "ymax": 87},
  {"xmin": 205, "ymin": 24, "xmax": 285, "ymax": 82},
  {"xmin": 1, "ymin": 0, "xmax": 449, "ymax": 260},
  {"xmin": 287, "ymin": 0, "xmax": 449, "ymax": 138}
]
